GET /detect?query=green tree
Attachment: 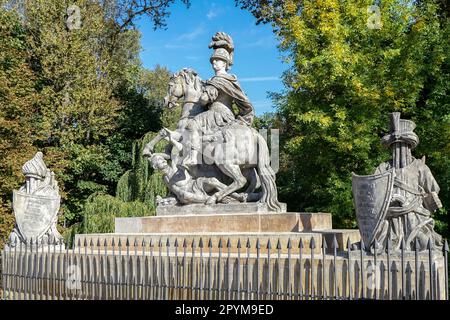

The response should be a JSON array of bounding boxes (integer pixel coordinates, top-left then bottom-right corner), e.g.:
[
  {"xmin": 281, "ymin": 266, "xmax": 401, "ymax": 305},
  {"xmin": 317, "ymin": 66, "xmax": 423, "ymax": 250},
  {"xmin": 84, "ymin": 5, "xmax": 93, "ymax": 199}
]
[
  {"xmin": 79, "ymin": 66, "xmax": 179, "ymax": 235},
  {"xmin": 0, "ymin": 8, "xmax": 38, "ymax": 247},
  {"xmin": 0, "ymin": 0, "xmax": 187, "ymax": 242},
  {"xmin": 79, "ymin": 132, "xmax": 167, "ymax": 235},
  {"xmin": 239, "ymin": 0, "xmax": 449, "ymax": 235},
  {"xmin": 18, "ymin": 0, "xmax": 126, "ymax": 227}
]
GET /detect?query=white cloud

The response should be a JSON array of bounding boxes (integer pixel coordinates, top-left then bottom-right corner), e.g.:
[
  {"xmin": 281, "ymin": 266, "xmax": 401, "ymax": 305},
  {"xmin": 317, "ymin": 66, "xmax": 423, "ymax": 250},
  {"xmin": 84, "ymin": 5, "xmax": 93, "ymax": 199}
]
[
  {"xmin": 206, "ymin": 3, "xmax": 224, "ymax": 20},
  {"xmin": 178, "ymin": 25, "xmax": 205, "ymax": 41},
  {"xmin": 164, "ymin": 44, "xmax": 190, "ymax": 49},
  {"xmin": 207, "ymin": 8, "xmax": 218, "ymax": 19},
  {"xmin": 239, "ymin": 76, "xmax": 280, "ymax": 82},
  {"xmin": 242, "ymin": 36, "xmax": 277, "ymax": 48},
  {"xmin": 164, "ymin": 25, "xmax": 206, "ymax": 50}
]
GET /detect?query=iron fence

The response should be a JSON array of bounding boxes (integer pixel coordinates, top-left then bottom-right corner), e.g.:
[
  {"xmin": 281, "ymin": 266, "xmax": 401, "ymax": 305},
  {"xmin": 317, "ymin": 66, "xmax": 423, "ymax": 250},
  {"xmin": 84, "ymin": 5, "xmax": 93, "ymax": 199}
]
[{"xmin": 0, "ymin": 235, "xmax": 448, "ymax": 300}]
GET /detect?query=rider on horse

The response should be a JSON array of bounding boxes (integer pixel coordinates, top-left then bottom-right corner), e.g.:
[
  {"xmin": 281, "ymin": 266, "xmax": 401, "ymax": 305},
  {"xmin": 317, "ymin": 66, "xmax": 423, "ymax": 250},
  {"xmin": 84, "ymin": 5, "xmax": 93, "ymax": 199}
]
[{"xmin": 181, "ymin": 32, "xmax": 255, "ymax": 168}]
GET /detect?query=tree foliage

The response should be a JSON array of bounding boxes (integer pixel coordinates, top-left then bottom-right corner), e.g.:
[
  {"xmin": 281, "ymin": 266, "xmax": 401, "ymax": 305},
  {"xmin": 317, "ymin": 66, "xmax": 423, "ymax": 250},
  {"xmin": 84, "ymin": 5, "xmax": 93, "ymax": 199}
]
[
  {"xmin": 79, "ymin": 133, "xmax": 168, "ymax": 235},
  {"xmin": 111, "ymin": 0, "xmax": 191, "ymax": 31},
  {"xmin": 239, "ymin": 0, "xmax": 449, "ymax": 235},
  {"xmin": 1, "ymin": 0, "xmax": 448, "ymax": 244},
  {"xmin": 77, "ymin": 67, "xmax": 178, "ymax": 236},
  {"xmin": 0, "ymin": 8, "xmax": 37, "ymax": 246},
  {"xmin": 0, "ymin": 0, "xmax": 182, "ymax": 242}
]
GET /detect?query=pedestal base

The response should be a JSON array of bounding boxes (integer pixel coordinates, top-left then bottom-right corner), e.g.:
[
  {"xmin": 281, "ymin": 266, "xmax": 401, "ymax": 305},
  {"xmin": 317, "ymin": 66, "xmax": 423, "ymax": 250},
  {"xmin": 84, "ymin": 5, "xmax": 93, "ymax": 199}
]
[
  {"xmin": 115, "ymin": 212, "xmax": 332, "ymax": 234},
  {"xmin": 156, "ymin": 202, "xmax": 287, "ymax": 216}
]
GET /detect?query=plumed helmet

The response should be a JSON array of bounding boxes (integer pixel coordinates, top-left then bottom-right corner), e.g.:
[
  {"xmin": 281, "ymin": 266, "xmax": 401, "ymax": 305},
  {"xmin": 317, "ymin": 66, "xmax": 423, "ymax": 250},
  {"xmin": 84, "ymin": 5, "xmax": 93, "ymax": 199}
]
[
  {"xmin": 209, "ymin": 32, "xmax": 234, "ymax": 68},
  {"xmin": 381, "ymin": 112, "xmax": 419, "ymax": 149},
  {"xmin": 22, "ymin": 152, "xmax": 48, "ymax": 180}
]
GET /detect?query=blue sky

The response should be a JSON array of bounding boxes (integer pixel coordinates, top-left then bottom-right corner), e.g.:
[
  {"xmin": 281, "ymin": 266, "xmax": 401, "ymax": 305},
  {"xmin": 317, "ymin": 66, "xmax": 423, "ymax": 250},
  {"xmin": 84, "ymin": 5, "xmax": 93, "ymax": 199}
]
[{"xmin": 136, "ymin": 0, "xmax": 286, "ymax": 115}]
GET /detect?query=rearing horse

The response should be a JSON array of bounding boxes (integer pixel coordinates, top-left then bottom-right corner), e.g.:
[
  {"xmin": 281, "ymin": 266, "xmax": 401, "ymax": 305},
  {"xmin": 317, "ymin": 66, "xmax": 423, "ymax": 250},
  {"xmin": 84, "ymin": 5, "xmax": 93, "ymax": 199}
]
[{"xmin": 143, "ymin": 68, "xmax": 282, "ymax": 212}]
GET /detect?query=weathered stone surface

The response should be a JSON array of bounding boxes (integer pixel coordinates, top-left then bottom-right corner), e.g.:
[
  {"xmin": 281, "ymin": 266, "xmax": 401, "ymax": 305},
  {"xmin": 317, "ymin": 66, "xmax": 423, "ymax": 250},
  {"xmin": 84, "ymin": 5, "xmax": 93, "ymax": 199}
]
[
  {"xmin": 315, "ymin": 229, "xmax": 361, "ymax": 253},
  {"xmin": 352, "ymin": 170, "xmax": 394, "ymax": 247},
  {"xmin": 9, "ymin": 152, "xmax": 64, "ymax": 247},
  {"xmin": 142, "ymin": 32, "xmax": 283, "ymax": 213},
  {"xmin": 352, "ymin": 112, "xmax": 443, "ymax": 251},
  {"xmin": 115, "ymin": 212, "xmax": 332, "ymax": 234},
  {"xmin": 156, "ymin": 202, "xmax": 287, "ymax": 216}
]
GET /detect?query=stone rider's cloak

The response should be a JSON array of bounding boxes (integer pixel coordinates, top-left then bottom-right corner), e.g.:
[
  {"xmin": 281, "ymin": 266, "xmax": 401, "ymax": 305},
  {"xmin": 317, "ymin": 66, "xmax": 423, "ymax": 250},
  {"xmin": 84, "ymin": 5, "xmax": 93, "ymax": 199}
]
[{"xmin": 205, "ymin": 74, "xmax": 255, "ymax": 124}]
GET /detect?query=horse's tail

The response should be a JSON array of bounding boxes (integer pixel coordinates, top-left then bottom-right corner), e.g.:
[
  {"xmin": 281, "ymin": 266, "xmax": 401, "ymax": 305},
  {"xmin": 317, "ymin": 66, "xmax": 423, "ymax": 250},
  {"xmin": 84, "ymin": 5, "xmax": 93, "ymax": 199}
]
[{"xmin": 256, "ymin": 132, "xmax": 283, "ymax": 212}]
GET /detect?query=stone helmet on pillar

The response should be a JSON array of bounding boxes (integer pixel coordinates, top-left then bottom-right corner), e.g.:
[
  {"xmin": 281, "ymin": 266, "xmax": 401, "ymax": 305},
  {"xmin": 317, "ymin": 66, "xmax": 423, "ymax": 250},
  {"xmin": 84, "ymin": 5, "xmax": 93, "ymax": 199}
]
[
  {"xmin": 209, "ymin": 32, "xmax": 234, "ymax": 70},
  {"xmin": 381, "ymin": 112, "xmax": 420, "ymax": 149}
]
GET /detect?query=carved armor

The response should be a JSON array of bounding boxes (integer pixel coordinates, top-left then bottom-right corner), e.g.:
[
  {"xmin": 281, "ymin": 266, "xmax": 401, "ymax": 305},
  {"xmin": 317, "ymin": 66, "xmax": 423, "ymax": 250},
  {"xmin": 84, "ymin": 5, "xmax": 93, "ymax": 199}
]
[
  {"xmin": 352, "ymin": 113, "xmax": 443, "ymax": 251},
  {"xmin": 374, "ymin": 157, "xmax": 442, "ymax": 250}
]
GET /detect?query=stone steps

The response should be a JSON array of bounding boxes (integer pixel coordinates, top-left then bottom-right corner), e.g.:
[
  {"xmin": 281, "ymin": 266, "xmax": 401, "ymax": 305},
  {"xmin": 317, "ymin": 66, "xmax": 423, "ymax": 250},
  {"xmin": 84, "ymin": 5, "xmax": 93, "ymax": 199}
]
[
  {"xmin": 74, "ymin": 232, "xmax": 325, "ymax": 254},
  {"xmin": 106, "ymin": 211, "xmax": 360, "ymax": 254},
  {"xmin": 312, "ymin": 229, "xmax": 361, "ymax": 253}
]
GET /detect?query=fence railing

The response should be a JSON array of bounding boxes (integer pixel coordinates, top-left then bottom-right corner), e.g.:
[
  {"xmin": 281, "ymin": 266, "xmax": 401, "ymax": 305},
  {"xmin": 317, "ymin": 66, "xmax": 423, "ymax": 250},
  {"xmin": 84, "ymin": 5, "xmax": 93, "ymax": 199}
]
[{"xmin": 1, "ymin": 236, "xmax": 448, "ymax": 300}]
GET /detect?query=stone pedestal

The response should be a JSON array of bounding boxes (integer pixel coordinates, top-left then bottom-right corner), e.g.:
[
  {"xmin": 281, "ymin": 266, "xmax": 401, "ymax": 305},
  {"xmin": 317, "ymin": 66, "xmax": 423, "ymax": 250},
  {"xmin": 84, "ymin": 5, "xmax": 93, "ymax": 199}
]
[
  {"xmin": 156, "ymin": 202, "xmax": 287, "ymax": 215},
  {"xmin": 110, "ymin": 205, "xmax": 361, "ymax": 256},
  {"xmin": 317, "ymin": 229, "xmax": 362, "ymax": 253},
  {"xmin": 66, "ymin": 207, "xmax": 448, "ymax": 300},
  {"xmin": 107, "ymin": 210, "xmax": 358, "ymax": 255},
  {"xmin": 115, "ymin": 212, "xmax": 332, "ymax": 234}
]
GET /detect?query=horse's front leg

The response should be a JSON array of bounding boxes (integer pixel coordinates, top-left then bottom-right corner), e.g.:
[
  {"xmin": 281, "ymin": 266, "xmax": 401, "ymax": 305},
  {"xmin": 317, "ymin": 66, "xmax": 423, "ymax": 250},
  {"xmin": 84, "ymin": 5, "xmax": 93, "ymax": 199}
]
[{"xmin": 204, "ymin": 178, "xmax": 246, "ymax": 203}]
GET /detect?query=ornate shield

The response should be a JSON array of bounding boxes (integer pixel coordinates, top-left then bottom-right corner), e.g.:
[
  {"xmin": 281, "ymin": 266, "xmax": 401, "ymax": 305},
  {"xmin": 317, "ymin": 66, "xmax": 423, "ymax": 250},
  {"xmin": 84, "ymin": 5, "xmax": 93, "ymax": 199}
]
[
  {"xmin": 352, "ymin": 170, "xmax": 395, "ymax": 246},
  {"xmin": 13, "ymin": 190, "xmax": 60, "ymax": 240}
]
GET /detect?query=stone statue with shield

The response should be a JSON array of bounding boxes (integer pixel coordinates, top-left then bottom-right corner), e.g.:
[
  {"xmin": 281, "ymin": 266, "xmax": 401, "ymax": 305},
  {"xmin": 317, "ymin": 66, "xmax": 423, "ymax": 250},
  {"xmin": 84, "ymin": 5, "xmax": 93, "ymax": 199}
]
[
  {"xmin": 143, "ymin": 32, "xmax": 283, "ymax": 213},
  {"xmin": 8, "ymin": 152, "xmax": 64, "ymax": 247},
  {"xmin": 352, "ymin": 112, "xmax": 443, "ymax": 251}
]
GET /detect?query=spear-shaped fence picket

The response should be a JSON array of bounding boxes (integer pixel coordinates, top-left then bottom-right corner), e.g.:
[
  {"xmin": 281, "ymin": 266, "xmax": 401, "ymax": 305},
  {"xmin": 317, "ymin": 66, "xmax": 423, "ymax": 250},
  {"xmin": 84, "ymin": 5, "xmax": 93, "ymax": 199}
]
[{"xmin": 0, "ymin": 236, "xmax": 448, "ymax": 300}]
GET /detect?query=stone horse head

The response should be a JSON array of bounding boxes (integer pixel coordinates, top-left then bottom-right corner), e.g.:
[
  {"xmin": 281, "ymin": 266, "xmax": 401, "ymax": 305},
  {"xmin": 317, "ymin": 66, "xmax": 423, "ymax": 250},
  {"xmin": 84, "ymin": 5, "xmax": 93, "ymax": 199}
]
[{"xmin": 163, "ymin": 68, "xmax": 204, "ymax": 110}]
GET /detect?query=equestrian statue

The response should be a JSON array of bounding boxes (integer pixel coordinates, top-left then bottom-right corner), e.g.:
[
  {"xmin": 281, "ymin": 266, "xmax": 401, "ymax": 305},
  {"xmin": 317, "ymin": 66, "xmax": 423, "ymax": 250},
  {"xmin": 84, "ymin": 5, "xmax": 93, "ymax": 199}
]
[{"xmin": 143, "ymin": 32, "xmax": 282, "ymax": 212}]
